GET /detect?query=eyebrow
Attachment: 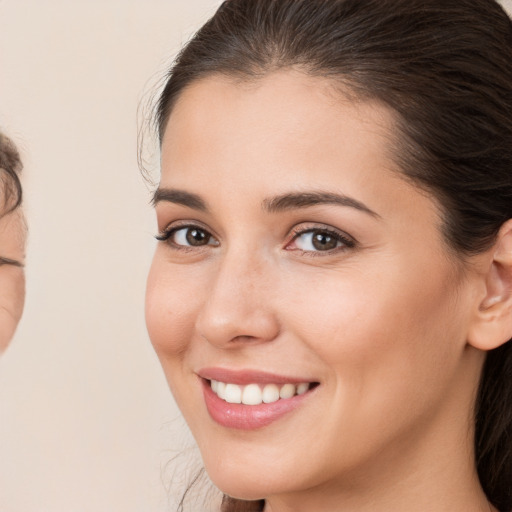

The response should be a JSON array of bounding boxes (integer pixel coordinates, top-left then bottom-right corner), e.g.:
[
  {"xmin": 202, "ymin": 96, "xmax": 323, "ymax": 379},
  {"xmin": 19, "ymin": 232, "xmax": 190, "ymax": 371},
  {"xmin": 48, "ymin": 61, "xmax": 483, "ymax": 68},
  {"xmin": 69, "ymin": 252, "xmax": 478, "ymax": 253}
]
[
  {"xmin": 152, "ymin": 188, "xmax": 379, "ymax": 218},
  {"xmin": 263, "ymin": 191, "xmax": 380, "ymax": 217},
  {"xmin": 152, "ymin": 188, "xmax": 208, "ymax": 211}
]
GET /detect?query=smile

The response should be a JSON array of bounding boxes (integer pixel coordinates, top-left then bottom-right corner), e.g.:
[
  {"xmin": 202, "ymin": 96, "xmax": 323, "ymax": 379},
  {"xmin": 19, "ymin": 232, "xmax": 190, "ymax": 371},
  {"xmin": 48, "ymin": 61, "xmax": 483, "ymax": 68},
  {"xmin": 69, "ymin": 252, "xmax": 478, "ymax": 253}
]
[
  {"xmin": 199, "ymin": 369, "xmax": 319, "ymax": 430},
  {"xmin": 210, "ymin": 380, "xmax": 311, "ymax": 405}
]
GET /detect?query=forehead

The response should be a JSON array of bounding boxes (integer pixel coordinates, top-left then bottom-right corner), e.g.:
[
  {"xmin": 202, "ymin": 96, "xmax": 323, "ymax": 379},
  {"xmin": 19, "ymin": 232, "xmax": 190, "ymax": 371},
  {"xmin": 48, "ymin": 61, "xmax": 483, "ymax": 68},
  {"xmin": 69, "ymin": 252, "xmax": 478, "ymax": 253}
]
[
  {"xmin": 161, "ymin": 70, "xmax": 400, "ymax": 189},
  {"xmin": 165, "ymin": 70, "xmax": 395, "ymax": 142}
]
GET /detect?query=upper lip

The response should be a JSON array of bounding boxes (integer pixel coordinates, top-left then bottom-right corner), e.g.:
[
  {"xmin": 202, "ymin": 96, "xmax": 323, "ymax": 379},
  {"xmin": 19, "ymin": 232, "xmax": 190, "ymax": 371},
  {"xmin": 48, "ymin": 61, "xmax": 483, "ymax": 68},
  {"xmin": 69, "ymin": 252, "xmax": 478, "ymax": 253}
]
[{"xmin": 198, "ymin": 367, "xmax": 317, "ymax": 386}]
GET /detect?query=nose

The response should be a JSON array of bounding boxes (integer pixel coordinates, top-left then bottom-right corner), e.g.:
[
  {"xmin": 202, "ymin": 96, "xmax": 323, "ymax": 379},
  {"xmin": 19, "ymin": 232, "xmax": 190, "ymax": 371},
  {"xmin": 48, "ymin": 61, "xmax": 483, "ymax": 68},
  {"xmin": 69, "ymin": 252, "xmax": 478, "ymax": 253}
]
[{"xmin": 195, "ymin": 249, "xmax": 280, "ymax": 348}]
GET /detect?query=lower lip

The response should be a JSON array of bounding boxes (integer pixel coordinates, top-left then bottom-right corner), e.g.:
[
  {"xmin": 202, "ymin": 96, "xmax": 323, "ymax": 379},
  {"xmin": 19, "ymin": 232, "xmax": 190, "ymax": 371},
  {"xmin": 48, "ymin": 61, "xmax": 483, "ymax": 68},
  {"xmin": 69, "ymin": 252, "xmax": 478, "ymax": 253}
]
[{"xmin": 202, "ymin": 379, "xmax": 314, "ymax": 430}]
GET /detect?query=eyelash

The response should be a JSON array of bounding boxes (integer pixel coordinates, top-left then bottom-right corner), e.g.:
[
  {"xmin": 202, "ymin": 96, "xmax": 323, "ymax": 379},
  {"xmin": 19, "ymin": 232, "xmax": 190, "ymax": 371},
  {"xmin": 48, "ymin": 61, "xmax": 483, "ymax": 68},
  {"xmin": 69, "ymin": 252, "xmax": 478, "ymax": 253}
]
[
  {"xmin": 155, "ymin": 222, "xmax": 218, "ymax": 251},
  {"xmin": 287, "ymin": 225, "xmax": 356, "ymax": 256},
  {"xmin": 155, "ymin": 223, "xmax": 356, "ymax": 255},
  {"xmin": 0, "ymin": 256, "xmax": 23, "ymax": 267}
]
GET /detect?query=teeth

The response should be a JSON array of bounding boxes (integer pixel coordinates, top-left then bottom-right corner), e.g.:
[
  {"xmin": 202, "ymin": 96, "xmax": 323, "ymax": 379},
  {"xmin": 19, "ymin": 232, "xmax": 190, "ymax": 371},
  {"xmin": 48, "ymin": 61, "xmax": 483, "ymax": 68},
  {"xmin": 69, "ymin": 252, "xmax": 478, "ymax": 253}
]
[
  {"xmin": 217, "ymin": 381, "xmax": 226, "ymax": 400},
  {"xmin": 262, "ymin": 384, "xmax": 280, "ymax": 404},
  {"xmin": 279, "ymin": 383, "xmax": 295, "ymax": 399},
  {"xmin": 210, "ymin": 380, "xmax": 311, "ymax": 405},
  {"xmin": 242, "ymin": 384, "xmax": 262, "ymax": 405},
  {"xmin": 224, "ymin": 383, "xmax": 242, "ymax": 404},
  {"xmin": 297, "ymin": 383, "xmax": 309, "ymax": 395}
]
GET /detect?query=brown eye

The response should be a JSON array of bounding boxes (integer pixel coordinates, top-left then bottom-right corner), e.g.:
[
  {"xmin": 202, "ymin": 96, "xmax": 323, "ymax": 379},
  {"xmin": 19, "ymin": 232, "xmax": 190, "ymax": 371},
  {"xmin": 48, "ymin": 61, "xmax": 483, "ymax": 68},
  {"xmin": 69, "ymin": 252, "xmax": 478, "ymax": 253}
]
[
  {"xmin": 311, "ymin": 232, "xmax": 339, "ymax": 251},
  {"xmin": 184, "ymin": 228, "xmax": 211, "ymax": 246},
  {"xmin": 289, "ymin": 228, "xmax": 355, "ymax": 253},
  {"xmin": 293, "ymin": 230, "xmax": 342, "ymax": 251},
  {"xmin": 156, "ymin": 225, "xmax": 219, "ymax": 248},
  {"xmin": 173, "ymin": 226, "xmax": 217, "ymax": 247}
]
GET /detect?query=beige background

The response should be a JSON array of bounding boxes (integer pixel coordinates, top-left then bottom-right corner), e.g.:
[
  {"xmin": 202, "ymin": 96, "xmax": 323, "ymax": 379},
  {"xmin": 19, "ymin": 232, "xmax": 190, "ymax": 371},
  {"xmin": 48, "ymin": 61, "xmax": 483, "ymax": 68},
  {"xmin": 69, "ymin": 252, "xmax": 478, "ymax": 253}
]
[
  {"xmin": 0, "ymin": 1, "xmax": 511, "ymax": 511},
  {"xmin": 0, "ymin": 1, "xmax": 221, "ymax": 511}
]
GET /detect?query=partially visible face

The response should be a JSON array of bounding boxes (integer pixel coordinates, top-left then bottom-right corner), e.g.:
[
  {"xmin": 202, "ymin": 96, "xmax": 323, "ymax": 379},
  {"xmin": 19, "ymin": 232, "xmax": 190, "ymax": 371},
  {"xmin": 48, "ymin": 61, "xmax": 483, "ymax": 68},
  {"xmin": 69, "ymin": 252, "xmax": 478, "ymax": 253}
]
[
  {"xmin": 0, "ymin": 208, "xmax": 26, "ymax": 353},
  {"xmin": 146, "ymin": 71, "xmax": 483, "ymax": 502}
]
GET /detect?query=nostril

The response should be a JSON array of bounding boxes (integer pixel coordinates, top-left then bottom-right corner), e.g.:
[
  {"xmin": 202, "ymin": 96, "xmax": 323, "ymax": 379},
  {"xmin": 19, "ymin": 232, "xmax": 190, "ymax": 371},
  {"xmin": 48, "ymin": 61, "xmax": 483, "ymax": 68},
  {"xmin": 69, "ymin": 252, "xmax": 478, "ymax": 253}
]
[{"xmin": 231, "ymin": 334, "xmax": 260, "ymax": 343}]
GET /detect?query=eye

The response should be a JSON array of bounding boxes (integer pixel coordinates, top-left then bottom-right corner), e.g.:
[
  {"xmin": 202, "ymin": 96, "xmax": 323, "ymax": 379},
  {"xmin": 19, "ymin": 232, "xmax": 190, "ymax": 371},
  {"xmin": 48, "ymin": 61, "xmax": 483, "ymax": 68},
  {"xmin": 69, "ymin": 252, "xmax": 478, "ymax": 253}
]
[
  {"xmin": 156, "ymin": 225, "xmax": 219, "ymax": 248},
  {"xmin": 287, "ymin": 227, "xmax": 355, "ymax": 253},
  {"xmin": 0, "ymin": 256, "xmax": 23, "ymax": 267}
]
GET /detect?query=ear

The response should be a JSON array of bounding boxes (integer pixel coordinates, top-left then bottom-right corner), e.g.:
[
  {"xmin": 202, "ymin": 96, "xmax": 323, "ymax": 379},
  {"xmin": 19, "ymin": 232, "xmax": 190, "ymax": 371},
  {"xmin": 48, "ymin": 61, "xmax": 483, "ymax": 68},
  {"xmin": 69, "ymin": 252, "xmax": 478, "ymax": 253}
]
[{"xmin": 468, "ymin": 219, "xmax": 512, "ymax": 351}]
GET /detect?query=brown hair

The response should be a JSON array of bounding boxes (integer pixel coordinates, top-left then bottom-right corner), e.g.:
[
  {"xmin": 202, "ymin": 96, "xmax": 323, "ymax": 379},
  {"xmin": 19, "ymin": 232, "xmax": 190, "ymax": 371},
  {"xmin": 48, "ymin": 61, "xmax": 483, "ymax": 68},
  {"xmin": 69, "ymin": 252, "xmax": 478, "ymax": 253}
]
[
  {"xmin": 155, "ymin": 1, "xmax": 512, "ymax": 510},
  {"xmin": 0, "ymin": 131, "xmax": 23, "ymax": 215}
]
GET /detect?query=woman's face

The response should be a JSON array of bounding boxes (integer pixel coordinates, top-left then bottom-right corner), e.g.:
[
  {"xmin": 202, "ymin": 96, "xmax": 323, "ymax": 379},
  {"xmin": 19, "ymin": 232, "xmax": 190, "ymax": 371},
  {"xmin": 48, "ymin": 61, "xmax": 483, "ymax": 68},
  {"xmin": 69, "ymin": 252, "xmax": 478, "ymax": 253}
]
[
  {"xmin": 0, "ymin": 208, "xmax": 25, "ymax": 352},
  {"xmin": 146, "ymin": 72, "xmax": 484, "ymax": 503}
]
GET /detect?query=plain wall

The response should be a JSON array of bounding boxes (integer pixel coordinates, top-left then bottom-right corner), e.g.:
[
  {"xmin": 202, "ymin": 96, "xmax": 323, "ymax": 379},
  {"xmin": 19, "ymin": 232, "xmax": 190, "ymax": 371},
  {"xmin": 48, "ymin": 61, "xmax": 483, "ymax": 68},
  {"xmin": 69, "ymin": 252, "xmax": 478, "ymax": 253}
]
[{"xmin": 0, "ymin": 1, "xmax": 511, "ymax": 511}]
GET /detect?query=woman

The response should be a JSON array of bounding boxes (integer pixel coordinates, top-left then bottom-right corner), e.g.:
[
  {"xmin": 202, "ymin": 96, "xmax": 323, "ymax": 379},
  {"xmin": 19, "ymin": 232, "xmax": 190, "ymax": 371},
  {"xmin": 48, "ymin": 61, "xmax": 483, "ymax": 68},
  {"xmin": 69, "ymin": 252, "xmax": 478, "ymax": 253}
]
[
  {"xmin": 145, "ymin": 0, "xmax": 512, "ymax": 510},
  {"xmin": 0, "ymin": 131, "xmax": 25, "ymax": 353}
]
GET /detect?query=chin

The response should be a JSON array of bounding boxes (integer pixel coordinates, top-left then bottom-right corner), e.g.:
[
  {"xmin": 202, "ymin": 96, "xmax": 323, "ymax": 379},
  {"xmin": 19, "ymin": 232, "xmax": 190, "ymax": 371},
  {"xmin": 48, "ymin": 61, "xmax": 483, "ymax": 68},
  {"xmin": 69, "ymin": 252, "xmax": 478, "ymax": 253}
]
[
  {"xmin": 201, "ymin": 455, "xmax": 269, "ymax": 500},
  {"xmin": 202, "ymin": 451, "xmax": 306, "ymax": 502},
  {"xmin": 209, "ymin": 476, "xmax": 270, "ymax": 502}
]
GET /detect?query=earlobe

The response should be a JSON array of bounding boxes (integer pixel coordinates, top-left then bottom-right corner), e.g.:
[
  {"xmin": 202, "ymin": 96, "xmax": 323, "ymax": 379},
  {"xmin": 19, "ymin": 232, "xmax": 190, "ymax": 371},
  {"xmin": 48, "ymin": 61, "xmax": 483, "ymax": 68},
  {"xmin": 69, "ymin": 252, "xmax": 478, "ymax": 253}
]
[{"xmin": 468, "ymin": 219, "xmax": 512, "ymax": 351}]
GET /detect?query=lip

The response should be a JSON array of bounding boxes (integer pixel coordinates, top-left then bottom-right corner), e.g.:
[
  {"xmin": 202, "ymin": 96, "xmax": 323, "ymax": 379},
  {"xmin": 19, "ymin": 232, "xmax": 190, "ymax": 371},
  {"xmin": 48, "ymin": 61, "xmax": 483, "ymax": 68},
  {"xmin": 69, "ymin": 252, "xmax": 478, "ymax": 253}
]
[
  {"xmin": 198, "ymin": 368, "xmax": 319, "ymax": 430},
  {"xmin": 198, "ymin": 367, "xmax": 315, "ymax": 386}
]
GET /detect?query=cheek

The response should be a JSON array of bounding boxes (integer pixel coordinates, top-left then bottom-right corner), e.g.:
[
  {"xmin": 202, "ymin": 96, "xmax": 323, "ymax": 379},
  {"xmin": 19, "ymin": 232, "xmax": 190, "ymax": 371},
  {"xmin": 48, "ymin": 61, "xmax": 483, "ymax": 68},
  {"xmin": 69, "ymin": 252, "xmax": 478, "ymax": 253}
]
[
  {"xmin": 145, "ymin": 257, "xmax": 199, "ymax": 360},
  {"xmin": 269, "ymin": 260, "xmax": 469, "ymax": 471},
  {"xmin": 0, "ymin": 268, "xmax": 25, "ymax": 353},
  {"xmin": 282, "ymin": 258, "xmax": 466, "ymax": 395},
  {"xmin": 145, "ymin": 255, "xmax": 211, "ymax": 431}
]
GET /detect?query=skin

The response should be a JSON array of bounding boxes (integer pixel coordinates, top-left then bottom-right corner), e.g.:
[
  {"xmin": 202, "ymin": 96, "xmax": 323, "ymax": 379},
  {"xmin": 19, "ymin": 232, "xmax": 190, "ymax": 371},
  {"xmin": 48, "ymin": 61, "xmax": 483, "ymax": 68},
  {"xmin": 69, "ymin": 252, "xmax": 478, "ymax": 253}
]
[
  {"xmin": 146, "ymin": 71, "xmax": 503, "ymax": 511},
  {"xmin": 0, "ymin": 207, "xmax": 25, "ymax": 353}
]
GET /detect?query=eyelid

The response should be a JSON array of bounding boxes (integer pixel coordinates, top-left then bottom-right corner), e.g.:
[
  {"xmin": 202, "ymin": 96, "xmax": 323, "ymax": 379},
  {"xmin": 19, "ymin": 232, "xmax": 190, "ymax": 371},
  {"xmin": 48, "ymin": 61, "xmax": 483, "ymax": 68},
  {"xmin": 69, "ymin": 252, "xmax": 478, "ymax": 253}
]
[
  {"xmin": 156, "ymin": 219, "xmax": 213, "ymax": 239},
  {"xmin": 155, "ymin": 221, "xmax": 220, "ymax": 252},
  {"xmin": 286, "ymin": 223, "xmax": 357, "ymax": 252},
  {"xmin": 0, "ymin": 256, "xmax": 24, "ymax": 267}
]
